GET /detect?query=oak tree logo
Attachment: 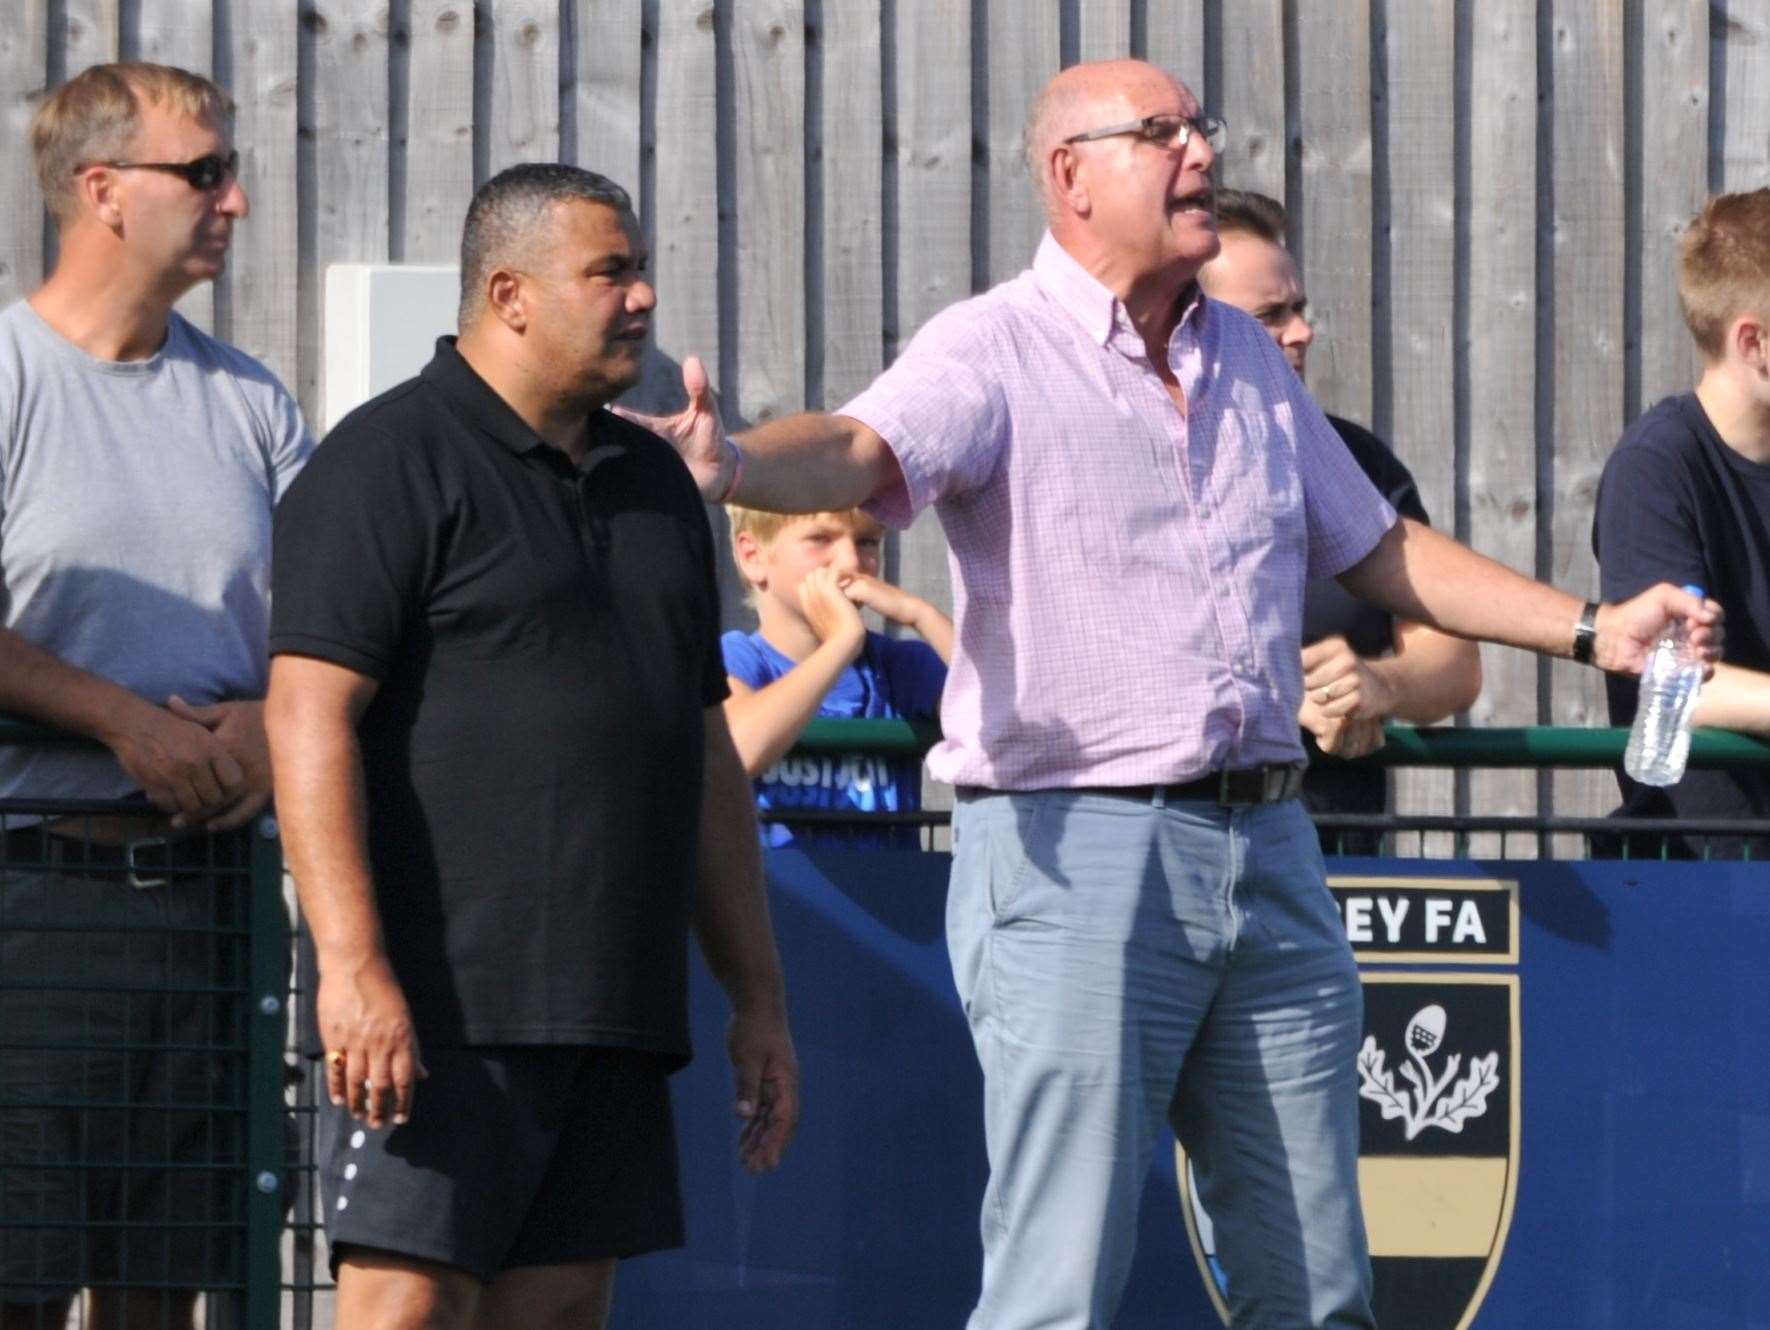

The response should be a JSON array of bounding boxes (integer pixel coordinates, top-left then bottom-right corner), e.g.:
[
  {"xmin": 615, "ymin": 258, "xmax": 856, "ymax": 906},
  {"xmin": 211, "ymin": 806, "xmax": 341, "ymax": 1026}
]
[{"xmin": 1356, "ymin": 1003, "xmax": 1501, "ymax": 1141}]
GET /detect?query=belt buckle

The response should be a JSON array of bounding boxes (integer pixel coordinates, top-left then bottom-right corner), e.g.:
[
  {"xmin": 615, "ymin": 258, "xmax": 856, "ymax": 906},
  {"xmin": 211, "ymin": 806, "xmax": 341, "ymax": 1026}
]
[
  {"xmin": 126, "ymin": 836, "xmax": 171, "ymax": 890},
  {"xmin": 1216, "ymin": 768, "xmax": 1259, "ymax": 808}
]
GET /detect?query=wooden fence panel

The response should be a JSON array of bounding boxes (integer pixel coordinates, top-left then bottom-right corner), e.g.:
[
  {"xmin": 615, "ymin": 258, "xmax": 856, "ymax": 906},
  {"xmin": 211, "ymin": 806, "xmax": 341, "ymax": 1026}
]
[
  {"xmin": 1294, "ymin": 0, "xmax": 1372, "ymax": 425},
  {"xmin": 0, "ymin": 9, "xmax": 49, "ymax": 307},
  {"xmin": 1638, "ymin": 0, "xmax": 1707, "ymax": 412},
  {"xmin": 1466, "ymin": 0, "xmax": 1541, "ymax": 854},
  {"xmin": 1078, "ymin": 1, "xmax": 1132, "ymax": 63},
  {"xmin": 982, "ymin": 0, "xmax": 1057, "ymax": 287},
  {"xmin": 60, "ymin": 0, "xmax": 120, "ymax": 77},
  {"xmin": 1145, "ymin": 0, "xmax": 1207, "ymax": 106},
  {"xmin": 818, "ymin": 0, "xmax": 883, "ymax": 408},
  {"xmin": 404, "ymin": 0, "xmax": 475, "ymax": 264},
  {"xmin": 1548, "ymin": 0, "xmax": 1626, "ymax": 843},
  {"xmin": 888, "ymin": 0, "xmax": 969, "ymax": 617},
  {"xmin": 225, "ymin": 0, "xmax": 299, "ymax": 390},
  {"xmin": 731, "ymin": 0, "xmax": 805, "ymax": 430},
  {"xmin": 571, "ymin": 0, "xmax": 643, "ymax": 192},
  {"xmin": 1382, "ymin": 0, "xmax": 1459, "ymax": 849},
  {"xmin": 1217, "ymin": 0, "xmax": 1283, "ymax": 198},
  {"xmin": 1718, "ymin": 0, "xmax": 1770, "ymax": 190},
  {"xmin": 647, "ymin": 0, "xmax": 719, "ymax": 411},
  {"xmin": 483, "ymin": 0, "xmax": 559, "ymax": 176},
  {"xmin": 301, "ymin": 0, "xmax": 390, "ymax": 425}
]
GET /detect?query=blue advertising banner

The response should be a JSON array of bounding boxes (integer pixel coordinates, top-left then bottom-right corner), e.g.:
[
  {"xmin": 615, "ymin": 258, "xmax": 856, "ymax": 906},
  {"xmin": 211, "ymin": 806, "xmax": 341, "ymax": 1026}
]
[{"xmin": 614, "ymin": 850, "xmax": 1770, "ymax": 1328}]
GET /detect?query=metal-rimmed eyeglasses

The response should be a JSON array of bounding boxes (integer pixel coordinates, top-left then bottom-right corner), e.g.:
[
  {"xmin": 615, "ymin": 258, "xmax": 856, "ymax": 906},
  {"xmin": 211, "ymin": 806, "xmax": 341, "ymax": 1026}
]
[
  {"xmin": 79, "ymin": 149, "xmax": 240, "ymax": 191},
  {"xmin": 1063, "ymin": 114, "xmax": 1227, "ymax": 154}
]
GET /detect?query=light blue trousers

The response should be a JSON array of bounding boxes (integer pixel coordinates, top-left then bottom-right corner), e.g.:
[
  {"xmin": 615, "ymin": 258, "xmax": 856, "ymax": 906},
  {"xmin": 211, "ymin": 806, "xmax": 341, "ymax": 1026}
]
[{"xmin": 947, "ymin": 790, "xmax": 1374, "ymax": 1330}]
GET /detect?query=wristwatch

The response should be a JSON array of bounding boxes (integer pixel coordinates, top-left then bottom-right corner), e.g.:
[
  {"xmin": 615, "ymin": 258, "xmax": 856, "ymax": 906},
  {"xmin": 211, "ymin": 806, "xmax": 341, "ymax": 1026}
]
[{"xmin": 1571, "ymin": 601, "xmax": 1600, "ymax": 666}]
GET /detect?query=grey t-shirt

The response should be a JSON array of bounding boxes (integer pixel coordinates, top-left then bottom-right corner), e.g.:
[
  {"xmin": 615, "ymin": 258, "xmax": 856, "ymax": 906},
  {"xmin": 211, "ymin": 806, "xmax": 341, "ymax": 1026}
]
[{"xmin": 0, "ymin": 300, "xmax": 311, "ymax": 801}]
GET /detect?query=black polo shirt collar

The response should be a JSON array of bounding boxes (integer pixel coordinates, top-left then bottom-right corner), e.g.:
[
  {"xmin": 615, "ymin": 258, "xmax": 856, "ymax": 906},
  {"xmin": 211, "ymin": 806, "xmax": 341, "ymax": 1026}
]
[{"xmin": 420, "ymin": 335, "xmax": 633, "ymax": 474}]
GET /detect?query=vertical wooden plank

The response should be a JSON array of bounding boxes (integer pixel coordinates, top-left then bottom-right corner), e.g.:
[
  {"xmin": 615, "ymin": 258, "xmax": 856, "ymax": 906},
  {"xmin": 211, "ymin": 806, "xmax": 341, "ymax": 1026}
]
[
  {"xmin": 61, "ymin": 0, "xmax": 122, "ymax": 77},
  {"xmin": 1294, "ymin": 0, "xmax": 1372, "ymax": 424},
  {"xmin": 1144, "ymin": 0, "xmax": 1206, "ymax": 104},
  {"xmin": 301, "ymin": 0, "xmax": 391, "ymax": 425},
  {"xmin": 572, "ymin": 0, "xmax": 643, "ymax": 190},
  {"xmin": 1549, "ymin": 2, "xmax": 1625, "ymax": 842},
  {"xmin": 404, "ymin": 0, "xmax": 474, "ymax": 263},
  {"xmin": 1217, "ymin": 0, "xmax": 1284, "ymax": 197},
  {"xmin": 1384, "ymin": 0, "xmax": 1458, "ymax": 847},
  {"xmin": 484, "ymin": 0, "xmax": 560, "ymax": 175},
  {"xmin": 133, "ymin": 0, "xmax": 216, "ymax": 331},
  {"xmin": 648, "ymin": 0, "xmax": 732, "ymax": 607},
  {"xmin": 1718, "ymin": 0, "xmax": 1770, "ymax": 190},
  {"xmin": 1466, "ymin": 0, "xmax": 1539, "ymax": 851},
  {"xmin": 983, "ymin": 0, "xmax": 1057, "ymax": 286},
  {"xmin": 891, "ymin": 0, "xmax": 970, "ymax": 618},
  {"xmin": 1078, "ymin": 1, "xmax": 1132, "ymax": 63},
  {"xmin": 227, "ymin": 0, "xmax": 300, "ymax": 392},
  {"xmin": 1639, "ymin": 0, "xmax": 1707, "ymax": 409},
  {"xmin": 649, "ymin": 0, "xmax": 719, "ymax": 406},
  {"xmin": 731, "ymin": 0, "xmax": 804, "ymax": 426},
  {"xmin": 0, "ymin": 8, "xmax": 49, "ymax": 306},
  {"xmin": 820, "ymin": 0, "xmax": 883, "ymax": 407}
]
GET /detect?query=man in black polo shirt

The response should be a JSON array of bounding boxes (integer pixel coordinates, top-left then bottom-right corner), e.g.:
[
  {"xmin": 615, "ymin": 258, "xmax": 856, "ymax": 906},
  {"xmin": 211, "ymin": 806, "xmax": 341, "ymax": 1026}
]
[{"xmin": 265, "ymin": 164, "xmax": 798, "ymax": 1329}]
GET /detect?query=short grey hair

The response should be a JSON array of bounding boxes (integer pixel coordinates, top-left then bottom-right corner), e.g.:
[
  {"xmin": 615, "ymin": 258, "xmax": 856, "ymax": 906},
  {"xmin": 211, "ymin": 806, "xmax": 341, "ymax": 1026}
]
[{"xmin": 458, "ymin": 163, "xmax": 633, "ymax": 325}]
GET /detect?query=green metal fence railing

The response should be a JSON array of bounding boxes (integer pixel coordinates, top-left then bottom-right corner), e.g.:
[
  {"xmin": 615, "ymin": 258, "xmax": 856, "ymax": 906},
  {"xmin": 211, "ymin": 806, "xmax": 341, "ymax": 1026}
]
[{"xmin": 2, "ymin": 714, "xmax": 1767, "ymax": 1327}]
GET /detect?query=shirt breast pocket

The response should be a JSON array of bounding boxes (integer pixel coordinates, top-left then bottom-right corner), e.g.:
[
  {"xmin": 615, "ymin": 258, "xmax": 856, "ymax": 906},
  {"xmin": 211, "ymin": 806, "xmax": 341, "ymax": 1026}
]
[{"xmin": 1220, "ymin": 405, "xmax": 1306, "ymax": 561}]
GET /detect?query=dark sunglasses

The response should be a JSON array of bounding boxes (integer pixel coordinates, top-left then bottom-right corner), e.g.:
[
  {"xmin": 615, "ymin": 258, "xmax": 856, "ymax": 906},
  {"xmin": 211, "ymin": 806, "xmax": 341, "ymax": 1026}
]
[{"xmin": 81, "ymin": 149, "xmax": 240, "ymax": 191}]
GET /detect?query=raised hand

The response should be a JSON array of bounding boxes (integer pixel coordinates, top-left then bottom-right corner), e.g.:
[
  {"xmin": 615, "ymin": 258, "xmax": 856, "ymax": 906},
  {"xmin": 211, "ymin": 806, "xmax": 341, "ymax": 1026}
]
[
  {"xmin": 611, "ymin": 355, "xmax": 733, "ymax": 500},
  {"xmin": 841, "ymin": 572, "xmax": 923, "ymax": 628},
  {"xmin": 799, "ymin": 566, "xmax": 866, "ymax": 660}
]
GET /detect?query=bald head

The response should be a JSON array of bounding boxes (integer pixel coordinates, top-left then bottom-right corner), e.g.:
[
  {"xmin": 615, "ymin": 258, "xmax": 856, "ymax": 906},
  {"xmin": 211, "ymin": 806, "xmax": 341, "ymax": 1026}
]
[{"xmin": 1024, "ymin": 60, "xmax": 1193, "ymax": 219}]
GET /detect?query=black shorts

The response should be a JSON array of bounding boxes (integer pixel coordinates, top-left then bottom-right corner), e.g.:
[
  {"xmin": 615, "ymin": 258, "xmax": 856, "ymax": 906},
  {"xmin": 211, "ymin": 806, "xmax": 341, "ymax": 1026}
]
[{"xmin": 315, "ymin": 1045, "xmax": 683, "ymax": 1283}]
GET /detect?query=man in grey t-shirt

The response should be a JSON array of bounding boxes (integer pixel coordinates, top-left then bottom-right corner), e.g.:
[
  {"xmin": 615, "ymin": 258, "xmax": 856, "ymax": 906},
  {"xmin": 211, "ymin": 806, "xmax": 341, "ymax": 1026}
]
[{"xmin": 0, "ymin": 63, "xmax": 309, "ymax": 1330}]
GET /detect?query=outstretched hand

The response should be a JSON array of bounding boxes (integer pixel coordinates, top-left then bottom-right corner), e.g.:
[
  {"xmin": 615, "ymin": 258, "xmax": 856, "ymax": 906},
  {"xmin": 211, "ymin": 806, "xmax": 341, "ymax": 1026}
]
[
  {"xmin": 1595, "ymin": 585, "xmax": 1723, "ymax": 676},
  {"xmin": 612, "ymin": 355, "xmax": 732, "ymax": 500}
]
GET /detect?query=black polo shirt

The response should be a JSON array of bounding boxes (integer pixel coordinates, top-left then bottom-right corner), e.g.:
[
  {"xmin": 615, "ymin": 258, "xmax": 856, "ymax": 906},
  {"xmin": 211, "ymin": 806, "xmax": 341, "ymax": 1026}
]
[{"xmin": 271, "ymin": 338, "xmax": 726, "ymax": 1060}]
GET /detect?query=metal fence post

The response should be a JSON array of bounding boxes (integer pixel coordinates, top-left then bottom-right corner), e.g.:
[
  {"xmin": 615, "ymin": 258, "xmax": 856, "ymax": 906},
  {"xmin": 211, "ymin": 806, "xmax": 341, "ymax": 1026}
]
[{"xmin": 246, "ymin": 815, "xmax": 291, "ymax": 1329}]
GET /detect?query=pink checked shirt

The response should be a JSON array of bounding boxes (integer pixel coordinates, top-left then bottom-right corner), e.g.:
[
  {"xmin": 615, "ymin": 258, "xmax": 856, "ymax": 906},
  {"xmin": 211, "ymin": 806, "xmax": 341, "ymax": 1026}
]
[{"xmin": 842, "ymin": 233, "xmax": 1398, "ymax": 791}]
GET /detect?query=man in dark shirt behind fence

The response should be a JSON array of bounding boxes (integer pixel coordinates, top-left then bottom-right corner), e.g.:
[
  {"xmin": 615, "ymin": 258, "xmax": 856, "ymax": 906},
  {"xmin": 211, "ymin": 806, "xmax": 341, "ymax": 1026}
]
[
  {"xmin": 1595, "ymin": 188, "xmax": 1770, "ymax": 859},
  {"xmin": 265, "ymin": 164, "xmax": 798, "ymax": 1330}
]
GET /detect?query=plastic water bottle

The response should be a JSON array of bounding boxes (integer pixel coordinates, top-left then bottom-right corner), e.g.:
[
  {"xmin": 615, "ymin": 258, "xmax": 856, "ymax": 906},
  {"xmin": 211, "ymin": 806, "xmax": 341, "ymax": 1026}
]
[{"xmin": 1622, "ymin": 583, "xmax": 1706, "ymax": 787}]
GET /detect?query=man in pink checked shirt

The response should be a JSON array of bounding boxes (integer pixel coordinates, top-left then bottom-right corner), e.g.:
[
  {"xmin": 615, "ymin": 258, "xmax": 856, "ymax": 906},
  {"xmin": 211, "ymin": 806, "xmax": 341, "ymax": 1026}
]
[{"xmin": 630, "ymin": 58, "xmax": 1720, "ymax": 1330}]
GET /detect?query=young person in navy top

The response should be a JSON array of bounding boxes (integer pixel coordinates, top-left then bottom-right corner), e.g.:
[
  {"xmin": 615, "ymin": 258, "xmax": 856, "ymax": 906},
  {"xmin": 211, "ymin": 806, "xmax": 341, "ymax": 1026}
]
[
  {"xmin": 722, "ymin": 505, "xmax": 950, "ymax": 846},
  {"xmin": 1594, "ymin": 188, "xmax": 1770, "ymax": 859}
]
